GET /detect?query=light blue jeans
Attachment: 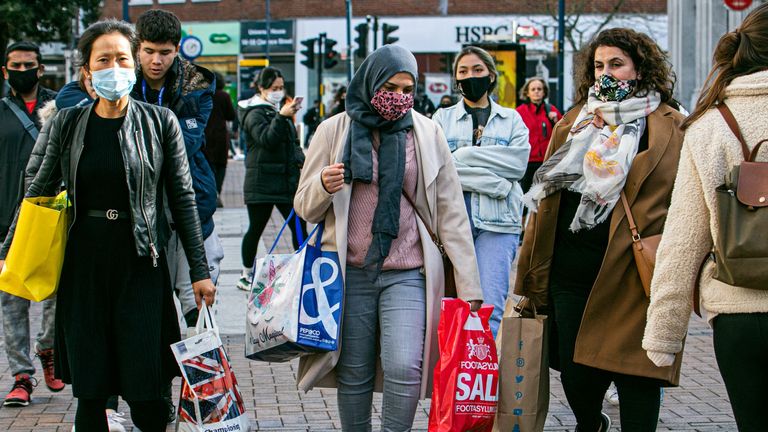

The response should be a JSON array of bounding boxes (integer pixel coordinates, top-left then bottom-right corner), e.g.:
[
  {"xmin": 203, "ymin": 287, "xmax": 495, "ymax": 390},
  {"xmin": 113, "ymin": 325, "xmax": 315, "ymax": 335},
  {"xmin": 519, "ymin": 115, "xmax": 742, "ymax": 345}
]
[
  {"xmin": 336, "ymin": 267, "xmax": 426, "ymax": 432},
  {"xmin": 474, "ymin": 230, "xmax": 519, "ymax": 338}
]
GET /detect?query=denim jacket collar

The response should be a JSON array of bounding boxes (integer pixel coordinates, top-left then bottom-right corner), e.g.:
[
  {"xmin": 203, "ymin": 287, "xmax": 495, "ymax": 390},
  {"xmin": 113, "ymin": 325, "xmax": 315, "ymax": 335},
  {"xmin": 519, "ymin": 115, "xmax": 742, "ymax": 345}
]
[{"xmin": 455, "ymin": 98, "xmax": 509, "ymax": 123}]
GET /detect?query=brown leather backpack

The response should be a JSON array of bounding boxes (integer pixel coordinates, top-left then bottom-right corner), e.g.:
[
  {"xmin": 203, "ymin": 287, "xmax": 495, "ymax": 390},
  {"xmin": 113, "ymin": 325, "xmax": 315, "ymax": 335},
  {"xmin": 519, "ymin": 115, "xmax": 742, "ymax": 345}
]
[{"xmin": 713, "ymin": 104, "xmax": 768, "ymax": 289}]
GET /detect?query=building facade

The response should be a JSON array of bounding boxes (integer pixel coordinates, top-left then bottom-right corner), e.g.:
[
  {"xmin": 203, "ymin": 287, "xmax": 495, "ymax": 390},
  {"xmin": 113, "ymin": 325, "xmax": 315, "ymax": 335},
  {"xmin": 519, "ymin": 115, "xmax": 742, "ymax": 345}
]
[{"xmin": 100, "ymin": 0, "xmax": 667, "ymax": 115}]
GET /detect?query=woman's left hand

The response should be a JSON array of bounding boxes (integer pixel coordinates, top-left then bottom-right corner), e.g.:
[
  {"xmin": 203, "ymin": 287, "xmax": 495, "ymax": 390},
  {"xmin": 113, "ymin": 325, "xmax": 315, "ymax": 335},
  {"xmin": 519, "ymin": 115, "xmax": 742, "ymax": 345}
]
[
  {"xmin": 193, "ymin": 278, "xmax": 217, "ymax": 307},
  {"xmin": 468, "ymin": 300, "xmax": 482, "ymax": 312},
  {"xmin": 548, "ymin": 111, "xmax": 559, "ymax": 123}
]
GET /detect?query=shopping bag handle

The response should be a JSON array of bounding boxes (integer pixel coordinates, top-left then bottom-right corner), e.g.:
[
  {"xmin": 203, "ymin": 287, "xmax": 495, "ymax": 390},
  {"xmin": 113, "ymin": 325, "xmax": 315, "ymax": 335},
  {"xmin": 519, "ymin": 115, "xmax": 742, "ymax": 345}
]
[
  {"xmin": 268, "ymin": 209, "xmax": 306, "ymax": 254},
  {"xmin": 268, "ymin": 211, "xmax": 325, "ymax": 255},
  {"xmin": 513, "ymin": 296, "xmax": 538, "ymax": 317},
  {"xmin": 194, "ymin": 305, "xmax": 219, "ymax": 335}
]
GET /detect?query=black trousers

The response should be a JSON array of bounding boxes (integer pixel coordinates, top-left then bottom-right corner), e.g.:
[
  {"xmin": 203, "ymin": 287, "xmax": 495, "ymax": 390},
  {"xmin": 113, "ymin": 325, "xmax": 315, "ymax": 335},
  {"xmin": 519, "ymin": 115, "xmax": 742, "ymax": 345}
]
[
  {"xmin": 521, "ymin": 161, "xmax": 543, "ymax": 194},
  {"xmin": 550, "ymin": 279, "xmax": 662, "ymax": 431},
  {"xmin": 713, "ymin": 313, "xmax": 768, "ymax": 432},
  {"xmin": 76, "ymin": 397, "xmax": 168, "ymax": 432},
  {"xmin": 210, "ymin": 163, "xmax": 227, "ymax": 195},
  {"xmin": 241, "ymin": 203, "xmax": 306, "ymax": 268}
]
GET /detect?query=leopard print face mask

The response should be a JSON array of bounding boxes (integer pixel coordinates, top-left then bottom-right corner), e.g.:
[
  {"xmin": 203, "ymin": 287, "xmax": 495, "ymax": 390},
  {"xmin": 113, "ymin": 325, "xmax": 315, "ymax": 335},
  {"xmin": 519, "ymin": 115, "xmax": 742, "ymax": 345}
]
[{"xmin": 370, "ymin": 89, "xmax": 414, "ymax": 122}]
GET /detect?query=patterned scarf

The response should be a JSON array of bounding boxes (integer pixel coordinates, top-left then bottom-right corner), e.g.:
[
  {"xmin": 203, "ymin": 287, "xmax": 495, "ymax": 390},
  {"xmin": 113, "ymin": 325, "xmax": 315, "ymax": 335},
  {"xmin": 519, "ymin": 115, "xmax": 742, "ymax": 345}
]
[{"xmin": 522, "ymin": 88, "xmax": 661, "ymax": 231}]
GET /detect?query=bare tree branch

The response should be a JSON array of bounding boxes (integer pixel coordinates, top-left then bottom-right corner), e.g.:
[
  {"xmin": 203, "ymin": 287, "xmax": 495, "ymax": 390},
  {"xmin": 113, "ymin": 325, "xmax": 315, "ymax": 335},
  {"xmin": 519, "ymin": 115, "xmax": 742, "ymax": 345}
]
[{"xmin": 592, "ymin": 0, "xmax": 629, "ymax": 36}]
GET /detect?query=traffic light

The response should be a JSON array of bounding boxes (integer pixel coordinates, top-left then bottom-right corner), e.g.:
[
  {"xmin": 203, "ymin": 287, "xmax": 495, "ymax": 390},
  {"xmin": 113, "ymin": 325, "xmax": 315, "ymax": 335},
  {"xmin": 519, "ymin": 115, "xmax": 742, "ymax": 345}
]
[
  {"xmin": 324, "ymin": 38, "xmax": 339, "ymax": 69},
  {"xmin": 382, "ymin": 23, "xmax": 399, "ymax": 45},
  {"xmin": 354, "ymin": 23, "xmax": 369, "ymax": 58},
  {"xmin": 300, "ymin": 38, "xmax": 316, "ymax": 69}
]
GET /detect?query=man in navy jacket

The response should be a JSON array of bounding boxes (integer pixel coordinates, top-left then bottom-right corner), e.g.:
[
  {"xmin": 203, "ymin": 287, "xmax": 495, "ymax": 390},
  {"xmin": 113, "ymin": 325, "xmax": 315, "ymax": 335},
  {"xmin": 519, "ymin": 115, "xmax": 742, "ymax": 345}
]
[{"xmin": 132, "ymin": 11, "xmax": 223, "ymax": 325}]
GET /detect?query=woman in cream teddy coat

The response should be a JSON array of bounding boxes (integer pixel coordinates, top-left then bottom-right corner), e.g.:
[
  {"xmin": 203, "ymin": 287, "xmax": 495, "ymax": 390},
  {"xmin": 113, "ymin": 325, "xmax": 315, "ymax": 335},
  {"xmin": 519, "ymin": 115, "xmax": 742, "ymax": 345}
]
[{"xmin": 643, "ymin": 5, "xmax": 768, "ymax": 430}]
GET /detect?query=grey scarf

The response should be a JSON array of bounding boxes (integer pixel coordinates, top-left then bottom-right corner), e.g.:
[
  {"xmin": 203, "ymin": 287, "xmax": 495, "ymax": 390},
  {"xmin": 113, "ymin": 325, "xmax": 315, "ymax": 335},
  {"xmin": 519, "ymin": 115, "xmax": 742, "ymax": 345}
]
[{"xmin": 342, "ymin": 45, "xmax": 418, "ymax": 278}]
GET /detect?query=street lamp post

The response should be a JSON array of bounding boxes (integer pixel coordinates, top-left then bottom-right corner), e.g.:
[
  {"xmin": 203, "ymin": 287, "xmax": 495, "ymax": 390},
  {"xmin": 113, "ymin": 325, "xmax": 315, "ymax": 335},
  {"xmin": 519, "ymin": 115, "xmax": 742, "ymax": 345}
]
[
  {"xmin": 265, "ymin": 0, "xmax": 271, "ymax": 62},
  {"xmin": 346, "ymin": 0, "xmax": 353, "ymax": 81},
  {"xmin": 557, "ymin": 0, "xmax": 565, "ymax": 109},
  {"xmin": 122, "ymin": 0, "xmax": 130, "ymax": 22}
]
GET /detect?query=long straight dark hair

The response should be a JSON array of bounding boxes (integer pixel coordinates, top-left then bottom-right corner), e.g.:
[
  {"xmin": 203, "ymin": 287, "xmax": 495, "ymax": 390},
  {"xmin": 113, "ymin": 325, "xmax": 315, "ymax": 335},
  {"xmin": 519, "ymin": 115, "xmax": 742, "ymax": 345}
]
[{"xmin": 682, "ymin": 3, "xmax": 768, "ymax": 130}]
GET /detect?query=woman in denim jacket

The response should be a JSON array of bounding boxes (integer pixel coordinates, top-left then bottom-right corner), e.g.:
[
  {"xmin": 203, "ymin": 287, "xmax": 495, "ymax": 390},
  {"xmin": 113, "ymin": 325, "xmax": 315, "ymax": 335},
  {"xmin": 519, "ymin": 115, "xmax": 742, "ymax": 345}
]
[{"xmin": 432, "ymin": 46, "xmax": 530, "ymax": 337}]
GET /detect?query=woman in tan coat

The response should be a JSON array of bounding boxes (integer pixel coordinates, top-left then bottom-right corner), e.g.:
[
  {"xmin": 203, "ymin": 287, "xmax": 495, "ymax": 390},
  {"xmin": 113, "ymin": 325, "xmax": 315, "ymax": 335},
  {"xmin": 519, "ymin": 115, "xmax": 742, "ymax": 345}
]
[
  {"xmin": 516, "ymin": 28, "xmax": 685, "ymax": 431},
  {"xmin": 293, "ymin": 45, "xmax": 483, "ymax": 431},
  {"xmin": 644, "ymin": 5, "xmax": 768, "ymax": 430}
]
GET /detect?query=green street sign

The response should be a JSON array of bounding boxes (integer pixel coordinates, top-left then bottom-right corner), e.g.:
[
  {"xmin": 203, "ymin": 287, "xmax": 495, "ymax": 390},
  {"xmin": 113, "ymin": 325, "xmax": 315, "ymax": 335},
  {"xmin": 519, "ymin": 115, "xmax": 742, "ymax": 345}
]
[{"xmin": 210, "ymin": 33, "xmax": 232, "ymax": 44}]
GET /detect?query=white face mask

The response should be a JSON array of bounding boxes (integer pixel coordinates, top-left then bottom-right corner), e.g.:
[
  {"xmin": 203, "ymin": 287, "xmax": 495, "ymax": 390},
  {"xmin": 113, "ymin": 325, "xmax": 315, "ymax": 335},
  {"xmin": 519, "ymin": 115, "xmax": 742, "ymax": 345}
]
[
  {"xmin": 91, "ymin": 67, "xmax": 136, "ymax": 101},
  {"xmin": 266, "ymin": 90, "xmax": 284, "ymax": 105}
]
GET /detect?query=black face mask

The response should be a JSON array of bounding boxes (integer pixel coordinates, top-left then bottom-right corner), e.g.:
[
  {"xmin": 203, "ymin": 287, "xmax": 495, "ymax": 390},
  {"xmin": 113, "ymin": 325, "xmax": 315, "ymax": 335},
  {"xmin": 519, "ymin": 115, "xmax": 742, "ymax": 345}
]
[
  {"xmin": 457, "ymin": 76, "xmax": 492, "ymax": 103},
  {"xmin": 7, "ymin": 68, "xmax": 40, "ymax": 94}
]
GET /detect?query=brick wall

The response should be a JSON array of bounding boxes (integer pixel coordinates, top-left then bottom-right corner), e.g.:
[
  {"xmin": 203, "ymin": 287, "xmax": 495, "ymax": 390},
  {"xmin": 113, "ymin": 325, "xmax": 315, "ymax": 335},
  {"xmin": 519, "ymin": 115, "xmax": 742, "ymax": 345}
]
[{"xmin": 101, "ymin": 0, "xmax": 666, "ymax": 21}]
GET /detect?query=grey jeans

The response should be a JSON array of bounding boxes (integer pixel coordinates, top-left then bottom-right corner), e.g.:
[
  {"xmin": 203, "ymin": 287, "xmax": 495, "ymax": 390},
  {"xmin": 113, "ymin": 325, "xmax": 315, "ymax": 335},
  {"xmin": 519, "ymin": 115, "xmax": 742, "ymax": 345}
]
[
  {"xmin": 0, "ymin": 292, "xmax": 56, "ymax": 376},
  {"xmin": 166, "ymin": 228, "xmax": 225, "ymax": 316},
  {"xmin": 336, "ymin": 267, "xmax": 426, "ymax": 432}
]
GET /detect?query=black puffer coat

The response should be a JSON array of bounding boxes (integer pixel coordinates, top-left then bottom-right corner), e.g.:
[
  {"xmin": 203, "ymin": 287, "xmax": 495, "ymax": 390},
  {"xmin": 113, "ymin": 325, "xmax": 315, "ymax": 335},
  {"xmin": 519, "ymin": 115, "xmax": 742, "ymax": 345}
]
[{"xmin": 238, "ymin": 96, "xmax": 304, "ymax": 204}]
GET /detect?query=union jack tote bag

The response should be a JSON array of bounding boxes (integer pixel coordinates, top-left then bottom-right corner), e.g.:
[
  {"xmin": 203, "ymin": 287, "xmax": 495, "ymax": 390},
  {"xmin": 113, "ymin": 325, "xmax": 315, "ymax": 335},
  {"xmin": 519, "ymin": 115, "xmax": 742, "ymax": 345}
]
[{"xmin": 171, "ymin": 306, "xmax": 250, "ymax": 432}]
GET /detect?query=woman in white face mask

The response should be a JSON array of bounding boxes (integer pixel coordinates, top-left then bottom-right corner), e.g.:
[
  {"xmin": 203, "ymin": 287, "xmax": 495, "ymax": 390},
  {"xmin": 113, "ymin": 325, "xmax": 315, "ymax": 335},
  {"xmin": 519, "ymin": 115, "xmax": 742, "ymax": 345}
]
[
  {"xmin": 0, "ymin": 19, "xmax": 216, "ymax": 431},
  {"xmin": 235, "ymin": 67, "xmax": 306, "ymax": 291}
]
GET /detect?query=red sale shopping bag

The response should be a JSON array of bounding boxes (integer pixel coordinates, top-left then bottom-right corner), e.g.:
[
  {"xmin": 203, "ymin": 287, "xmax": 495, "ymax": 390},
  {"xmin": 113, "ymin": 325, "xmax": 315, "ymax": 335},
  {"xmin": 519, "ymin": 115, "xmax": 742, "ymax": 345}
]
[{"xmin": 428, "ymin": 298, "xmax": 498, "ymax": 432}]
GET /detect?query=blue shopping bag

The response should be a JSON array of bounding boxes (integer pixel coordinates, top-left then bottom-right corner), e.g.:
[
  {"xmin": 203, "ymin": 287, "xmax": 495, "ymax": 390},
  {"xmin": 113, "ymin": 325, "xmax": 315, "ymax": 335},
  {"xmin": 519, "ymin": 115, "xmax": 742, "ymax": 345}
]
[
  {"xmin": 246, "ymin": 211, "xmax": 343, "ymax": 362},
  {"xmin": 297, "ymin": 223, "xmax": 343, "ymax": 351}
]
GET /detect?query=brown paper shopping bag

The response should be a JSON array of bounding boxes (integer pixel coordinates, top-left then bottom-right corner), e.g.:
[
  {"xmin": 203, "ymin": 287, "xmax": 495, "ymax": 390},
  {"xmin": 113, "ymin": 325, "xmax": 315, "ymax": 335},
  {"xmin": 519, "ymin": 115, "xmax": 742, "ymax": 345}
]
[{"xmin": 493, "ymin": 298, "xmax": 549, "ymax": 432}]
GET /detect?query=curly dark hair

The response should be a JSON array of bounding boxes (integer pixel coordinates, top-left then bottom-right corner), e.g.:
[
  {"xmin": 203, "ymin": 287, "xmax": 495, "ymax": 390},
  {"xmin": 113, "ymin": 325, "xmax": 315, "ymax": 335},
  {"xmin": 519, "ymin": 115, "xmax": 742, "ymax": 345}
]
[
  {"xmin": 136, "ymin": 9, "xmax": 182, "ymax": 46},
  {"xmin": 573, "ymin": 28, "xmax": 675, "ymax": 106}
]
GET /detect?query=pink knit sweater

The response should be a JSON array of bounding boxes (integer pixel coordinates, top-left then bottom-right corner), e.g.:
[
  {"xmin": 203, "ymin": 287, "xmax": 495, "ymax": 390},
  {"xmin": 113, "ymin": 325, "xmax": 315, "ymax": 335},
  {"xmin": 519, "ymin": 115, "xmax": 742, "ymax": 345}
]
[{"xmin": 347, "ymin": 131, "xmax": 424, "ymax": 270}]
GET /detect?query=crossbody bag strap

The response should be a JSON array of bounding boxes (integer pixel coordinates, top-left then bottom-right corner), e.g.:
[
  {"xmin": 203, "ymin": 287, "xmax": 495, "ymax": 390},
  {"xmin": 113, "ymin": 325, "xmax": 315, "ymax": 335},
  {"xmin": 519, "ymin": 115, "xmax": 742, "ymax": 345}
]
[
  {"xmin": 2, "ymin": 97, "xmax": 39, "ymax": 141},
  {"xmin": 401, "ymin": 190, "xmax": 445, "ymax": 255},
  {"xmin": 620, "ymin": 191, "xmax": 641, "ymax": 242},
  {"xmin": 717, "ymin": 103, "xmax": 751, "ymax": 161}
]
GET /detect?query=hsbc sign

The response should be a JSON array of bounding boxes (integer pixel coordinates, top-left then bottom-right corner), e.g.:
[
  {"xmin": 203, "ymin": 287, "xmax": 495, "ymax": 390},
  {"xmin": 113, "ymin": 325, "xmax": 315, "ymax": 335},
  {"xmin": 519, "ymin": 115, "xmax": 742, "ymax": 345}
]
[{"xmin": 724, "ymin": 0, "xmax": 752, "ymax": 11}]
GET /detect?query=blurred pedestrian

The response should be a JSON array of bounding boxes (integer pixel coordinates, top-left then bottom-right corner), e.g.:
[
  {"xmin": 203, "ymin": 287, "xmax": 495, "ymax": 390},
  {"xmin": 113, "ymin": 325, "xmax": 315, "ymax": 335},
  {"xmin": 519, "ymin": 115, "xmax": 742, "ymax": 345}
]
[
  {"xmin": 644, "ymin": 5, "xmax": 768, "ymax": 430},
  {"xmin": 437, "ymin": 94, "xmax": 454, "ymax": 109},
  {"xmin": 516, "ymin": 76, "xmax": 562, "ymax": 193},
  {"xmin": 413, "ymin": 88, "xmax": 436, "ymax": 118},
  {"xmin": 517, "ymin": 28, "xmax": 685, "ymax": 431},
  {"xmin": 0, "ymin": 19, "xmax": 216, "ymax": 431},
  {"xmin": 0, "ymin": 40, "xmax": 62, "ymax": 408},
  {"xmin": 302, "ymin": 99, "xmax": 322, "ymax": 147},
  {"xmin": 204, "ymin": 72, "xmax": 237, "ymax": 207},
  {"xmin": 236, "ymin": 66, "xmax": 306, "ymax": 291},
  {"xmin": 293, "ymin": 44, "xmax": 483, "ymax": 431},
  {"xmin": 330, "ymin": 85, "xmax": 346, "ymax": 116},
  {"xmin": 432, "ymin": 46, "xmax": 530, "ymax": 337}
]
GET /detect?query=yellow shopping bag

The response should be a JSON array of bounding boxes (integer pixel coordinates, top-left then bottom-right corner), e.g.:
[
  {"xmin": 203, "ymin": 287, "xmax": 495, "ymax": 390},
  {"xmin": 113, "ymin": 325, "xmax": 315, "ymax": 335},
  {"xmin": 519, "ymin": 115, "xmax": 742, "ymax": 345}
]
[{"xmin": 0, "ymin": 192, "xmax": 70, "ymax": 302}]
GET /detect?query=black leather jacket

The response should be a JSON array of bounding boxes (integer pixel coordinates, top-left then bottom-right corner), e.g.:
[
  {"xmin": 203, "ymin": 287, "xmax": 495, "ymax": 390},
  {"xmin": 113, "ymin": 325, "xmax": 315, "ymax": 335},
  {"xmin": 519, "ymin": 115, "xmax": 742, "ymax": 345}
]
[{"xmin": 0, "ymin": 100, "xmax": 210, "ymax": 282}]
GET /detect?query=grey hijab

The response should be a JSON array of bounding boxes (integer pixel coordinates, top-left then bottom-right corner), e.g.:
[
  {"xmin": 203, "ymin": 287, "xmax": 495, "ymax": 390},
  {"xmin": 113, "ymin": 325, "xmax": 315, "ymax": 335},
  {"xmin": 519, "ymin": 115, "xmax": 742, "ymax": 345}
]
[{"xmin": 342, "ymin": 45, "xmax": 418, "ymax": 278}]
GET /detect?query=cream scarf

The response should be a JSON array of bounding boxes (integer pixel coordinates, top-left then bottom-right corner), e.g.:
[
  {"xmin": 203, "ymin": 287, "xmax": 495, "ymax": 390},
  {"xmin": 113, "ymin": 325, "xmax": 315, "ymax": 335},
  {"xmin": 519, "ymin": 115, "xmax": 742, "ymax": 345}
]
[{"xmin": 523, "ymin": 89, "xmax": 661, "ymax": 231}]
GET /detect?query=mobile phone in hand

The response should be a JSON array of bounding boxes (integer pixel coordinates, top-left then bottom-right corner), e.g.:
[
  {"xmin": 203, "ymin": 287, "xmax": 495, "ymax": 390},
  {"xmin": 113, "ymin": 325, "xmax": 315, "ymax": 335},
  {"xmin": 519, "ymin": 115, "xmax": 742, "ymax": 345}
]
[{"xmin": 293, "ymin": 96, "xmax": 304, "ymax": 107}]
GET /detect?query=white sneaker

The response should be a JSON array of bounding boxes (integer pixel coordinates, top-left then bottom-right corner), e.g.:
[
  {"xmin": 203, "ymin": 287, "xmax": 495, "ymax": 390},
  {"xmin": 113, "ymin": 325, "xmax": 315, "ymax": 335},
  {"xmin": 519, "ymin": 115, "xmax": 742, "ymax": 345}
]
[
  {"xmin": 237, "ymin": 268, "xmax": 253, "ymax": 291},
  {"xmin": 604, "ymin": 383, "xmax": 619, "ymax": 406},
  {"xmin": 106, "ymin": 411, "xmax": 127, "ymax": 432},
  {"xmin": 70, "ymin": 411, "xmax": 126, "ymax": 432}
]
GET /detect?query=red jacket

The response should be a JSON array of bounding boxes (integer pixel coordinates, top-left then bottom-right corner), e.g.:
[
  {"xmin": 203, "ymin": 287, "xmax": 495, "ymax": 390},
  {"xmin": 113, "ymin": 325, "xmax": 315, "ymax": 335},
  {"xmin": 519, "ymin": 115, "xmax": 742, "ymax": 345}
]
[{"xmin": 516, "ymin": 101, "xmax": 563, "ymax": 163}]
